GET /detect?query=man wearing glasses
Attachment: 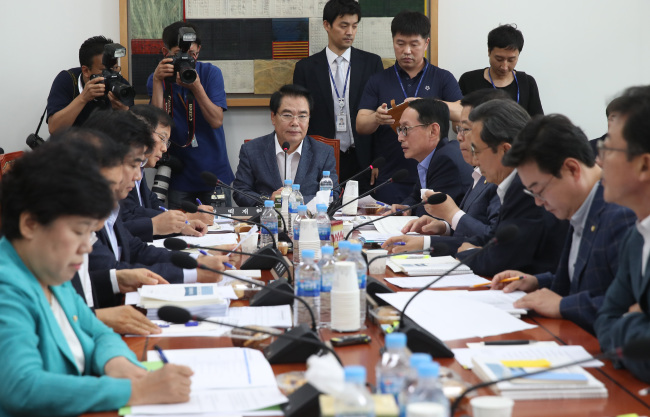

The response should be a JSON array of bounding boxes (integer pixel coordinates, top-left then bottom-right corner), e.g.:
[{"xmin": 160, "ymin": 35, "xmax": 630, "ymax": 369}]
[
  {"xmin": 490, "ymin": 115, "xmax": 635, "ymax": 334},
  {"xmin": 148, "ymin": 22, "xmax": 234, "ymax": 209},
  {"xmin": 232, "ymin": 85, "xmax": 339, "ymax": 206}
]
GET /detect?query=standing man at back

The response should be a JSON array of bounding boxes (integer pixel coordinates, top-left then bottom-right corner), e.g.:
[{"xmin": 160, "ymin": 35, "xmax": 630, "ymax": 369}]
[
  {"xmin": 356, "ymin": 11, "xmax": 463, "ymax": 204},
  {"xmin": 293, "ymin": 0, "xmax": 384, "ymax": 191}
]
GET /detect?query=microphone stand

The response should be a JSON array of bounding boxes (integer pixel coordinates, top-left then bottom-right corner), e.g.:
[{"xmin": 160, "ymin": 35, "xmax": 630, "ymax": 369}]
[{"xmin": 332, "ymin": 177, "xmax": 394, "ymax": 216}]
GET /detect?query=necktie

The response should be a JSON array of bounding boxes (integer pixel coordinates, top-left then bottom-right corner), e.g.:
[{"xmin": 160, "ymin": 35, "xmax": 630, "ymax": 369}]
[{"xmin": 334, "ymin": 56, "xmax": 352, "ymax": 152}]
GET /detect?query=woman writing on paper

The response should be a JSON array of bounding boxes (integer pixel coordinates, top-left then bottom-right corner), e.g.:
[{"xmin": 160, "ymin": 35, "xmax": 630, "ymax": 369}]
[{"xmin": 0, "ymin": 140, "xmax": 192, "ymax": 416}]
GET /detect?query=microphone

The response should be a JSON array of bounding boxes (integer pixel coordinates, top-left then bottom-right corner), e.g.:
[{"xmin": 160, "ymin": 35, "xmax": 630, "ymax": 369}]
[
  {"xmin": 331, "ymin": 168, "xmax": 409, "ymax": 216},
  {"xmin": 393, "ymin": 224, "xmax": 520, "ymax": 358},
  {"xmin": 282, "ymin": 141, "xmax": 290, "ymax": 182},
  {"xmin": 344, "ymin": 193, "xmax": 447, "ymax": 240},
  {"xmin": 450, "ymin": 337, "xmax": 650, "ymax": 415},
  {"xmin": 163, "ymin": 237, "xmax": 293, "ymax": 283},
  {"xmin": 0, "ymin": 147, "xmax": 4, "ymax": 154},
  {"xmin": 157, "ymin": 305, "xmax": 343, "ymax": 366}
]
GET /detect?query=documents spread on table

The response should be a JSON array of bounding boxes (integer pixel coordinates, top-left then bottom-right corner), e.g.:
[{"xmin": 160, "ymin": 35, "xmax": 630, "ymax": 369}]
[
  {"xmin": 373, "ymin": 216, "xmax": 419, "ymax": 235},
  {"xmin": 378, "ymin": 291, "xmax": 536, "ymax": 341},
  {"xmin": 439, "ymin": 290, "xmax": 528, "ymax": 317},
  {"xmin": 387, "ymin": 255, "xmax": 473, "ymax": 276},
  {"xmin": 385, "ymin": 274, "xmax": 491, "ymax": 289},
  {"xmin": 124, "ymin": 348, "xmax": 288, "ymax": 416},
  {"xmin": 151, "ymin": 233, "xmax": 239, "ymax": 248}
]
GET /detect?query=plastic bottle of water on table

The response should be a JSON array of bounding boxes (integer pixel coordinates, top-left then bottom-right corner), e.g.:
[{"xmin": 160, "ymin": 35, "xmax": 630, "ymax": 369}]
[
  {"xmin": 294, "ymin": 249, "xmax": 321, "ymax": 327},
  {"xmin": 260, "ymin": 200, "xmax": 278, "ymax": 247},
  {"xmin": 334, "ymin": 366, "xmax": 375, "ymax": 417},
  {"xmin": 404, "ymin": 362, "xmax": 450, "ymax": 417},
  {"xmin": 320, "ymin": 170, "xmax": 334, "ymax": 204},
  {"xmin": 316, "ymin": 203, "xmax": 332, "ymax": 247},
  {"xmin": 318, "ymin": 245, "xmax": 335, "ymax": 327},
  {"xmin": 376, "ymin": 332, "xmax": 411, "ymax": 404},
  {"xmin": 288, "ymin": 183, "xmax": 304, "ymax": 237}
]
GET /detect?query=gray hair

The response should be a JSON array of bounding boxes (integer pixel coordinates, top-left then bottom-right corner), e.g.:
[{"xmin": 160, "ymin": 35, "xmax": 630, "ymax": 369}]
[{"xmin": 469, "ymin": 99, "xmax": 531, "ymax": 151}]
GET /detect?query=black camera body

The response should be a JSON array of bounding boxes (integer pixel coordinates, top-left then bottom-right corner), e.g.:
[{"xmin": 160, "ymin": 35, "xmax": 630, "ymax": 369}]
[
  {"xmin": 168, "ymin": 27, "xmax": 197, "ymax": 84},
  {"xmin": 90, "ymin": 43, "xmax": 135, "ymax": 104}
]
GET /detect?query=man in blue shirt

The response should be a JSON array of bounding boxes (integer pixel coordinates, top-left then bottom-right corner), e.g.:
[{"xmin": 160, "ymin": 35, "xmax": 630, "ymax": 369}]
[
  {"xmin": 147, "ymin": 21, "xmax": 234, "ymax": 209},
  {"xmin": 357, "ymin": 11, "xmax": 463, "ymax": 204}
]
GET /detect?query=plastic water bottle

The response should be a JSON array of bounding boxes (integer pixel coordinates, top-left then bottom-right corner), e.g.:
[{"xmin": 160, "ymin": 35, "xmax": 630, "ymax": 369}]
[
  {"xmin": 288, "ymin": 184, "xmax": 304, "ymax": 237},
  {"xmin": 334, "ymin": 366, "xmax": 375, "ymax": 417},
  {"xmin": 318, "ymin": 245, "xmax": 335, "ymax": 327},
  {"xmin": 260, "ymin": 200, "xmax": 278, "ymax": 247},
  {"xmin": 320, "ymin": 170, "xmax": 334, "ymax": 204},
  {"xmin": 399, "ymin": 354, "xmax": 433, "ymax": 417},
  {"xmin": 376, "ymin": 332, "xmax": 411, "ymax": 403},
  {"xmin": 348, "ymin": 243, "xmax": 367, "ymax": 327},
  {"xmin": 316, "ymin": 204, "xmax": 332, "ymax": 247},
  {"xmin": 294, "ymin": 249, "xmax": 321, "ymax": 327},
  {"xmin": 405, "ymin": 362, "xmax": 450, "ymax": 417},
  {"xmin": 281, "ymin": 179, "xmax": 293, "ymax": 232},
  {"xmin": 292, "ymin": 205, "xmax": 309, "ymax": 263},
  {"xmin": 336, "ymin": 240, "xmax": 351, "ymax": 261}
]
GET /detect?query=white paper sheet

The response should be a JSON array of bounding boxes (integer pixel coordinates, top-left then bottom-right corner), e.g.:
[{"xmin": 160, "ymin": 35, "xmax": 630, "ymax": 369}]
[
  {"xmin": 152, "ymin": 233, "xmax": 238, "ymax": 249},
  {"xmin": 378, "ymin": 292, "xmax": 537, "ymax": 341},
  {"xmin": 385, "ymin": 274, "xmax": 491, "ymax": 289},
  {"xmin": 373, "ymin": 216, "xmax": 419, "ymax": 236},
  {"xmin": 441, "ymin": 290, "xmax": 528, "ymax": 316},
  {"xmin": 138, "ymin": 283, "xmax": 238, "ymax": 302}
]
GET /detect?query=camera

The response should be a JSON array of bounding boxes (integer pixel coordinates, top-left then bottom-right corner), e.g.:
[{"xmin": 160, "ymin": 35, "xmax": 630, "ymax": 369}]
[
  {"xmin": 26, "ymin": 133, "xmax": 45, "ymax": 150},
  {"xmin": 151, "ymin": 153, "xmax": 183, "ymax": 203},
  {"xmin": 89, "ymin": 43, "xmax": 136, "ymax": 104},
  {"xmin": 167, "ymin": 27, "xmax": 198, "ymax": 84}
]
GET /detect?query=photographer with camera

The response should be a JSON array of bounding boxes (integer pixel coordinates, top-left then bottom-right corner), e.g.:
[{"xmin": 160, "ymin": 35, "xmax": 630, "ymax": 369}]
[
  {"xmin": 148, "ymin": 22, "xmax": 234, "ymax": 210},
  {"xmin": 47, "ymin": 36, "xmax": 134, "ymax": 134}
]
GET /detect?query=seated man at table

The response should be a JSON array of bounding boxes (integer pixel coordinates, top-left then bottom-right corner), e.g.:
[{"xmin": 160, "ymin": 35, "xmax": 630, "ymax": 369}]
[
  {"xmin": 456, "ymin": 99, "xmax": 568, "ymax": 276},
  {"xmin": 490, "ymin": 115, "xmax": 635, "ymax": 334},
  {"xmin": 232, "ymin": 84, "xmax": 339, "ymax": 206},
  {"xmin": 120, "ymin": 104, "xmax": 212, "ymax": 242},
  {"xmin": 388, "ymin": 98, "xmax": 473, "ymax": 217},
  {"xmin": 84, "ymin": 110, "xmax": 229, "ymax": 308},
  {"xmin": 594, "ymin": 86, "xmax": 650, "ymax": 383}
]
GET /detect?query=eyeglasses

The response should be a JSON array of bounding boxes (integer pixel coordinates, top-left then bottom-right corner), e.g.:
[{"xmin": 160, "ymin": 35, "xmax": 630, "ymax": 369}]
[
  {"xmin": 279, "ymin": 113, "xmax": 310, "ymax": 123},
  {"xmin": 396, "ymin": 124, "xmax": 430, "ymax": 137},
  {"xmin": 596, "ymin": 139, "xmax": 627, "ymax": 159},
  {"xmin": 155, "ymin": 131, "xmax": 171, "ymax": 147},
  {"xmin": 522, "ymin": 175, "xmax": 555, "ymax": 201},
  {"xmin": 470, "ymin": 143, "xmax": 490, "ymax": 156},
  {"xmin": 455, "ymin": 125, "xmax": 471, "ymax": 136}
]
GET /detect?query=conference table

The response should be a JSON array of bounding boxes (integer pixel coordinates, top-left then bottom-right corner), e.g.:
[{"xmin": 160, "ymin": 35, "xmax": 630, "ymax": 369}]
[{"xmin": 86, "ymin": 248, "xmax": 650, "ymax": 417}]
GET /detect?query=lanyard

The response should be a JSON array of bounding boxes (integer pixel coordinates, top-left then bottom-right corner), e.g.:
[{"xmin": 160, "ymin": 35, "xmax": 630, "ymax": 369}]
[
  {"xmin": 394, "ymin": 62, "xmax": 429, "ymax": 100},
  {"xmin": 163, "ymin": 79, "xmax": 196, "ymax": 148},
  {"xmin": 327, "ymin": 59, "xmax": 350, "ymax": 102},
  {"xmin": 488, "ymin": 69, "xmax": 520, "ymax": 104}
]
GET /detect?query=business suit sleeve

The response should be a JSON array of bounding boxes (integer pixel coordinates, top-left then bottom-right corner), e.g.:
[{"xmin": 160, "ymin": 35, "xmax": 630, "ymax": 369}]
[
  {"xmin": 401, "ymin": 184, "xmax": 420, "ymax": 207},
  {"xmin": 325, "ymin": 147, "xmax": 341, "ymax": 202},
  {"xmin": 120, "ymin": 189, "xmax": 156, "ymax": 242},
  {"xmin": 232, "ymin": 143, "xmax": 265, "ymax": 207},
  {"xmin": 454, "ymin": 191, "xmax": 500, "ymax": 239},
  {"xmin": 293, "ymin": 59, "xmax": 307, "ymax": 87}
]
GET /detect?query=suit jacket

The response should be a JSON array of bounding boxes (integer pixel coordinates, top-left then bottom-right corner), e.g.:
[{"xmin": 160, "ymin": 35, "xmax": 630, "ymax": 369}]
[
  {"xmin": 89, "ymin": 214, "xmax": 184, "ymax": 307},
  {"xmin": 120, "ymin": 177, "xmax": 163, "ymax": 242},
  {"xmin": 456, "ymin": 173, "xmax": 568, "ymax": 276},
  {"xmin": 293, "ymin": 47, "xmax": 384, "ymax": 168},
  {"xmin": 401, "ymin": 137, "xmax": 474, "ymax": 217},
  {"xmin": 536, "ymin": 184, "xmax": 636, "ymax": 334},
  {"xmin": 0, "ymin": 237, "xmax": 138, "ymax": 416},
  {"xmin": 595, "ymin": 227, "xmax": 650, "ymax": 383},
  {"xmin": 232, "ymin": 133, "xmax": 339, "ymax": 207}
]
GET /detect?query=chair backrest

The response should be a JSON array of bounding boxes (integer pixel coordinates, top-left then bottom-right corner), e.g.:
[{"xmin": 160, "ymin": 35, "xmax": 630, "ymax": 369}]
[
  {"xmin": 0, "ymin": 151, "xmax": 24, "ymax": 181},
  {"xmin": 310, "ymin": 135, "xmax": 340, "ymax": 178}
]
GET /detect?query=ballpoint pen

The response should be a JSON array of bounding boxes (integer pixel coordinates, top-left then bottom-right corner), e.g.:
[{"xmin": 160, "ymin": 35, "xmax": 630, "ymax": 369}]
[
  {"xmin": 198, "ymin": 249, "xmax": 235, "ymax": 269},
  {"xmin": 159, "ymin": 206, "xmax": 190, "ymax": 224},
  {"xmin": 472, "ymin": 276, "xmax": 524, "ymax": 288},
  {"xmin": 389, "ymin": 241, "xmax": 406, "ymax": 246},
  {"xmin": 154, "ymin": 344, "xmax": 169, "ymax": 364},
  {"xmin": 196, "ymin": 198, "xmax": 203, "ymax": 205}
]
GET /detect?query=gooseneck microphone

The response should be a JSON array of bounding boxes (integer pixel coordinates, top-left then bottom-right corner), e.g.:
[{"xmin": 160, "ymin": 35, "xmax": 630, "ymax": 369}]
[
  {"xmin": 450, "ymin": 337, "xmax": 650, "ymax": 415},
  {"xmin": 344, "ymin": 193, "xmax": 447, "ymax": 240},
  {"xmin": 157, "ymin": 305, "xmax": 343, "ymax": 366},
  {"xmin": 282, "ymin": 141, "xmax": 290, "ymax": 182},
  {"xmin": 333, "ymin": 156, "xmax": 386, "ymax": 192},
  {"xmin": 331, "ymin": 168, "xmax": 409, "ymax": 216}
]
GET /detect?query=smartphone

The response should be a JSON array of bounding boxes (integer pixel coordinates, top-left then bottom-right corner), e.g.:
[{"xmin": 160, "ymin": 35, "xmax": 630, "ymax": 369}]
[{"xmin": 330, "ymin": 334, "xmax": 371, "ymax": 347}]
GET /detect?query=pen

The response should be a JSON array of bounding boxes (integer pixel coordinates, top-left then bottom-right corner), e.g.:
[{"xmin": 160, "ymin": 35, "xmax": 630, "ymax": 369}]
[
  {"xmin": 223, "ymin": 262, "xmax": 235, "ymax": 269},
  {"xmin": 196, "ymin": 198, "xmax": 203, "ymax": 205},
  {"xmin": 154, "ymin": 344, "xmax": 169, "ymax": 364},
  {"xmin": 484, "ymin": 340, "xmax": 535, "ymax": 345},
  {"xmin": 389, "ymin": 242, "xmax": 406, "ymax": 246},
  {"xmin": 375, "ymin": 201, "xmax": 390, "ymax": 207},
  {"xmin": 472, "ymin": 276, "xmax": 524, "ymax": 288},
  {"xmin": 159, "ymin": 206, "xmax": 168, "ymax": 212},
  {"xmin": 198, "ymin": 249, "xmax": 212, "ymax": 256}
]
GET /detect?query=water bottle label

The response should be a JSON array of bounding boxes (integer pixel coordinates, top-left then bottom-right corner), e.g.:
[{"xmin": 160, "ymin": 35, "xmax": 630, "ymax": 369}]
[
  {"xmin": 261, "ymin": 221, "xmax": 278, "ymax": 234},
  {"xmin": 293, "ymin": 229, "xmax": 300, "ymax": 241},
  {"xmin": 321, "ymin": 273, "xmax": 334, "ymax": 292},
  {"xmin": 318, "ymin": 227, "xmax": 331, "ymax": 241},
  {"xmin": 379, "ymin": 376, "xmax": 405, "ymax": 395},
  {"xmin": 289, "ymin": 203, "xmax": 298, "ymax": 213},
  {"xmin": 296, "ymin": 280, "xmax": 320, "ymax": 297},
  {"xmin": 358, "ymin": 273, "xmax": 366, "ymax": 289}
]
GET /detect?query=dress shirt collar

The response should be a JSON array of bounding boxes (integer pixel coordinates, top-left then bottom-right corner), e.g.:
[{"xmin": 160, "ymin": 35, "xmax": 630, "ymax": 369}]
[
  {"xmin": 106, "ymin": 206, "xmax": 120, "ymax": 228},
  {"xmin": 570, "ymin": 181, "xmax": 599, "ymax": 234},
  {"xmin": 496, "ymin": 169, "xmax": 517, "ymax": 205},
  {"xmin": 326, "ymin": 46, "xmax": 352, "ymax": 65},
  {"xmin": 637, "ymin": 214, "xmax": 650, "ymax": 276},
  {"xmin": 275, "ymin": 134, "xmax": 303, "ymax": 156},
  {"xmin": 472, "ymin": 166, "xmax": 482, "ymax": 188}
]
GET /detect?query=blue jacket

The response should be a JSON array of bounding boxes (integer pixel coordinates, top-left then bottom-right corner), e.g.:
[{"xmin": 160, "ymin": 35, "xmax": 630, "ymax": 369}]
[
  {"xmin": 120, "ymin": 176, "xmax": 163, "ymax": 242},
  {"xmin": 401, "ymin": 137, "xmax": 474, "ymax": 217},
  {"xmin": 232, "ymin": 133, "xmax": 339, "ymax": 207},
  {"xmin": 536, "ymin": 184, "xmax": 636, "ymax": 334},
  {"xmin": 457, "ymin": 173, "xmax": 568, "ymax": 276},
  {"xmin": 595, "ymin": 227, "xmax": 650, "ymax": 383},
  {"xmin": 0, "ymin": 238, "xmax": 138, "ymax": 416}
]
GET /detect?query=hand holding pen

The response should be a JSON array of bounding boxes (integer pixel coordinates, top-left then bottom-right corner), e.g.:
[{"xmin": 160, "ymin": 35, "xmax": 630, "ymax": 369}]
[{"xmin": 489, "ymin": 270, "xmax": 539, "ymax": 293}]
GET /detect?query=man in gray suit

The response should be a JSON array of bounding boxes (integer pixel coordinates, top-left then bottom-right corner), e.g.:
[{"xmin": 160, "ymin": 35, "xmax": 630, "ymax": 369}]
[{"xmin": 232, "ymin": 84, "xmax": 340, "ymax": 206}]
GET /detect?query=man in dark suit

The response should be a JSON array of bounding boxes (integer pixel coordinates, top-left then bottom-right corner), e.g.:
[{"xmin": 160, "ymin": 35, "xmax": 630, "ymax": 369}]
[
  {"xmin": 293, "ymin": 0, "xmax": 383, "ymax": 191},
  {"xmin": 232, "ymin": 84, "xmax": 339, "ymax": 207},
  {"xmin": 388, "ymin": 99, "xmax": 472, "ymax": 218},
  {"xmin": 594, "ymin": 86, "xmax": 650, "ymax": 383},
  {"xmin": 455, "ymin": 99, "xmax": 568, "ymax": 276},
  {"xmin": 491, "ymin": 115, "xmax": 635, "ymax": 334}
]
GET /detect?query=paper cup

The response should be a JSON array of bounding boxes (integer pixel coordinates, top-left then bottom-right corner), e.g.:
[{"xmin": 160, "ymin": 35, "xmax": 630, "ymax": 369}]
[
  {"xmin": 420, "ymin": 188, "xmax": 433, "ymax": 199},
  {"xmin": 299, "ymin": 219, "xmax": 320, "ymax": 241},
  {"xmin": 366, "ymin": 249, "xmax": 388, "ymax": 275},
  {"xmin": 239, "ymin": 233, "xmax": 258, "ymax": 253},
  {"xmin": 406, "ymin": 402, "xmax": 447, "ymax": 417},
  {"xmin": 470, "ymin": 396, "xmax": 514, "ymax": 417},
  {"xmin": 341, "ymin": 180, "xmax": 359, "ymax": 215}
]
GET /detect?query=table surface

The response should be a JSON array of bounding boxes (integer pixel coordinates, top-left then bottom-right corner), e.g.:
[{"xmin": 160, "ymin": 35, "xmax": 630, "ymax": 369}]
[{"xmin": 85, "ymin": 249, "xmax": 650, "ymax": 417}]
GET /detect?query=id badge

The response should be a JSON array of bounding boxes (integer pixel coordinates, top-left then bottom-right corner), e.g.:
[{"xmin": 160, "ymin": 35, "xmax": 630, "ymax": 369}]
[
  {"xmin": 191, "ymin": 135, "xmax": 198, "ymax": 147},
  {"xmin": 336, "ymin": 114, "xmax": 347, "ymax": 132}
]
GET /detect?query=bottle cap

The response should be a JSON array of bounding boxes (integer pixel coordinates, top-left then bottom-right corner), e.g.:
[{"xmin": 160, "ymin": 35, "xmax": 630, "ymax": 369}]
[
  {"xmin": 338, "ymin": 240, "xmax": 351, "ymax": 250},
  {"xmin": 323, "ymin": 170, "xmax": 330, "ymax": 176},
  {"xmin": 292, "ymin": 184, "xmax": 300, "ymax": 190},
  {"xmin": 298, "ymin": 204, "xmax": 308, "ymax": 213},
  {"xmin": 417, "ymin": 361, "xmax": 440, "ymax": 378},
  {"xmin": 410, "ymin": 353, "xmax": 432, "ymax": 368},
  {"xmin": 344, "ymin": 365, "xmax": 366, "ymax": 384},
  {"xmin": 316, "ymin": 204, "xmax": 327, "ymax": 212},
  {"xmin": 301, "ymin": 249, "xmax": 315, "ymax": 259},
  {"xmin": 264, "ymin": 200, "xmax": 274, "ymax": 207},
  {"xmin": 385, "ymin": 332, "xmax": 407, "ymax": 349},
  {"xmin": 321, "ymin": 245, "xmax": 334, "ymax": 255},
  {"xmin": 284, "ymin": 179, "xmax": 293, "ymax": 185}
]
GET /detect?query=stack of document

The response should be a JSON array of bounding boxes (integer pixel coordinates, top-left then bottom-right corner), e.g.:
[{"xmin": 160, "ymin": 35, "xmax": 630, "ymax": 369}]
[
  {"xmin": 388, "ymin": 255, "xmax": 472, "ymax": 276},
  {"xmin": 137, "ymin": 283, "xmax": 233, "ymax": 320},
  {"xmin": 471, "ymin": 355, "xmax": 607, "ymax": 400}
]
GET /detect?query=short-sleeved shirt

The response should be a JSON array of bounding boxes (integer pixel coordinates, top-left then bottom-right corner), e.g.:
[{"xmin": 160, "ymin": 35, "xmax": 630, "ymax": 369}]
[
  {"xmin": 359, "ymin": 60, "xmax": 463, "ymax": 185},
  {"xmin": 146, "ymin": 61, "xmax": 234, "ymax": 192},
  {"xmin": 458, "ymin": 68, "xmax": 544, "ymax": 116},
  {"xmin": 46, "ymin": 67, "xmax": 130, "ymax": 127}
]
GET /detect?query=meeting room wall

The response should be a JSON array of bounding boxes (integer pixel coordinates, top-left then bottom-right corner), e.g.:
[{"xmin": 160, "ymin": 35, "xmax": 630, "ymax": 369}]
[{"xmin": 4, "ymin": 0, "xmax": 650, "ymax": 170}]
